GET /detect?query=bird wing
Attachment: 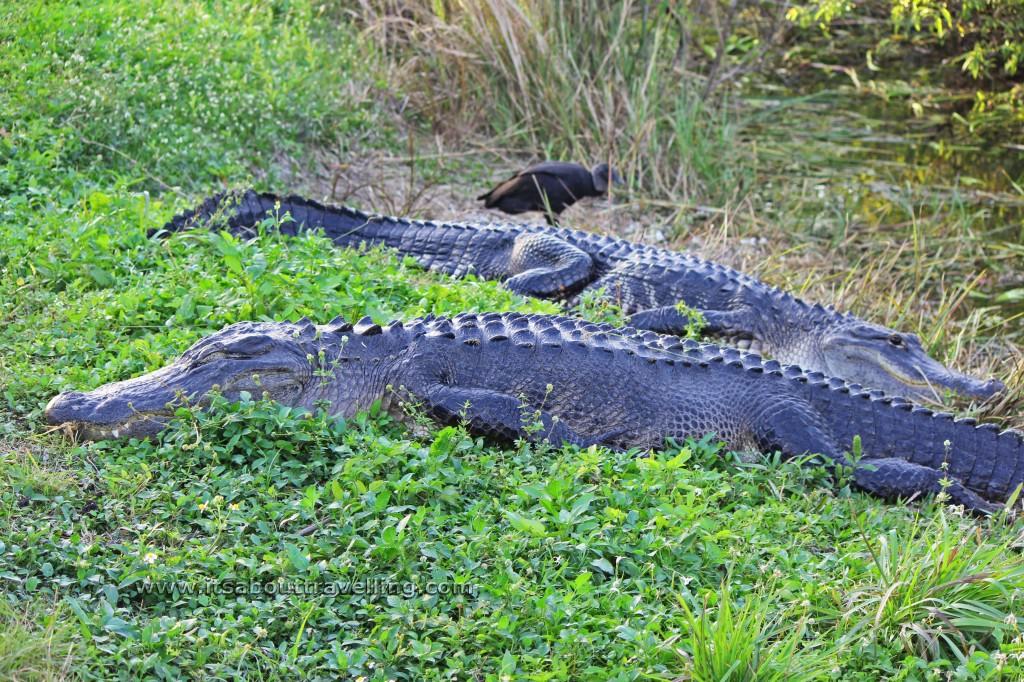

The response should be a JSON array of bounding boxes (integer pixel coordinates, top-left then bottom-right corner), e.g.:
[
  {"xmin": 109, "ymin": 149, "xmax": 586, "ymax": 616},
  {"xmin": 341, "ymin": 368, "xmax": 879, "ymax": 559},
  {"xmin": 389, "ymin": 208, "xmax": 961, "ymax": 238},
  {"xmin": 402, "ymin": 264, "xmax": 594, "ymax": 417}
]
[
  {"xmin": 521, "ymin": 171, "xmax": 580, "ymax": 201},
  {"xmin": 478, "ymin": 162, "xmax": 586, "ymax": 201},
  {"xmin": 477, "ymin": 175, "xmax": 522, "ymax": 203}
]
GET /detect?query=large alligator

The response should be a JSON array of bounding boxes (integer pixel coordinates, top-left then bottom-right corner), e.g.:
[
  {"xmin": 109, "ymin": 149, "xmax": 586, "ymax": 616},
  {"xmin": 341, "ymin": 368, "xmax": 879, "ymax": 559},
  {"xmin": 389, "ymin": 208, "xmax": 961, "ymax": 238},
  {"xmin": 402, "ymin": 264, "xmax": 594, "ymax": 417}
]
[
  {"xmin": 156, "ymin": 190, "xmax": 1001, "ymax": 405},
  {"xmin": 46, "ymin": 313, "xmax": 1021, "ymax": 514}
]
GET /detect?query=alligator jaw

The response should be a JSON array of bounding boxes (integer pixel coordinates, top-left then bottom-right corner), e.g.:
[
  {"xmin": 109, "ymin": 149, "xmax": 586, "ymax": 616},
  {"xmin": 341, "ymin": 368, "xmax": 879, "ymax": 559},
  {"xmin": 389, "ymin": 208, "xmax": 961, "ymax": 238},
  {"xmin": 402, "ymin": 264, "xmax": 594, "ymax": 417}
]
[
  {"xmin": 45, "ymin": 391, "xmax": 176, "ymax": 441},
  {"xmin": 878, "ymin": 358, "xmax": 1004, "ymax": 404}
]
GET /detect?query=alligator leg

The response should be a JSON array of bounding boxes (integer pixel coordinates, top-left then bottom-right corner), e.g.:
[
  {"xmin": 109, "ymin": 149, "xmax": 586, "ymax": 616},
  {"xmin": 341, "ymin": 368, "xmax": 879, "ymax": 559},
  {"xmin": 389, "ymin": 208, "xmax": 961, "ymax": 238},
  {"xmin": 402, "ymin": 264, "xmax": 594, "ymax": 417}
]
[
  {"xmin": 627, "ymin": 307, "xmax": 754, "ymax": 340},
  {"xmin": 419, "ymin": 384, "xmax": 623, "ymax": 447},
  {"xmin": 505, "ymin": 234, "xmax": 596, "ymax": 298},
  {"xmin": 756, "ymin": 403, "xmax": 1001, "ymax": 515}
]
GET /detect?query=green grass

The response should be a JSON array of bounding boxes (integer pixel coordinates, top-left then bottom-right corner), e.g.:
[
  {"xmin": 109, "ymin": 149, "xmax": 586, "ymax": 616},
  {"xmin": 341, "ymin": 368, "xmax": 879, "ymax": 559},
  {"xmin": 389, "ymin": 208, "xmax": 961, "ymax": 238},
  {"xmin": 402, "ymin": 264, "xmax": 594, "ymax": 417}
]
[
  {"xmin": 0, "ymin": 0, "xmax": 378, "ymax": 193},
  {"xmin": 2, "ymin": 0, "xmax": 1024, "ymax": 680},
  {"xmin": 0, "ymin": 598, "xmax": 73, "ymax": 682}
]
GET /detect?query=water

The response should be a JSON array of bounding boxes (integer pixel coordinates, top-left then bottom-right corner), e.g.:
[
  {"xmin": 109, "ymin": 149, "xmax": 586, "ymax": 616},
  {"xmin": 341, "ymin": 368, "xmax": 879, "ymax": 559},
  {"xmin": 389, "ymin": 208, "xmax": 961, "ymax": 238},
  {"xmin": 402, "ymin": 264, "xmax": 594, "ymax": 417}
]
[
  {"xmin": 742, "ymin": 81, "xmax": 1024, "ymax": 326},
  {"xmin": 746, "ymin": 83, "xmax": 1024, "ymax": 211}
]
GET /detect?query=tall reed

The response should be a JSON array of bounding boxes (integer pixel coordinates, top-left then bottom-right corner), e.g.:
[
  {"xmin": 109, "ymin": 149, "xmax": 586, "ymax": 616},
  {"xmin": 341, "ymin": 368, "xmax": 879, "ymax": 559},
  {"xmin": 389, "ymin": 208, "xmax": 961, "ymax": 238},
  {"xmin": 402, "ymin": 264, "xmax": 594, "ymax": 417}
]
[{"xmin": 357, "ymin": 0, "xmax": 762, "ymax": 206}]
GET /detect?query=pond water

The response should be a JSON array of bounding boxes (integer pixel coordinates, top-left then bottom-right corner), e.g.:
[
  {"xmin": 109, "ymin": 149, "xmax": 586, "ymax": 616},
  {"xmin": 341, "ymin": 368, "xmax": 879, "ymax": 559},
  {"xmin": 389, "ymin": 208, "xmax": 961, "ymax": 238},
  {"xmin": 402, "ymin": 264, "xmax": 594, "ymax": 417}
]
[{"xmin": 743, "ymin": 80, "xmax": 1024, "ymax": 330}]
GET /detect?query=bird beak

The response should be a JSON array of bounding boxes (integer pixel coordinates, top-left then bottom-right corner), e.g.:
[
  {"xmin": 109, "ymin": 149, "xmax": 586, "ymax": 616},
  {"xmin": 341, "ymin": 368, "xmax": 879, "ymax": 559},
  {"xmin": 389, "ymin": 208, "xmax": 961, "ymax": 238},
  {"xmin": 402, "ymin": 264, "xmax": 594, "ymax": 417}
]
[{"xmin": 611, "ymin": 170, "xmax": 625, "ymax": 186}]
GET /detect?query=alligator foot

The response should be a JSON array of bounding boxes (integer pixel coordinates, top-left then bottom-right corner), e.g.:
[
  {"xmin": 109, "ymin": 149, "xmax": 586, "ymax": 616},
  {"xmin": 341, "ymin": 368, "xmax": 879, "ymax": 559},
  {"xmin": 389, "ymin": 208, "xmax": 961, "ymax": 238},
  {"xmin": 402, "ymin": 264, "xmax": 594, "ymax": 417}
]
[
  {"xmin": 853, "ymin": 457, "xmax": 1004, "ymax": 516},
  {"xmin": 421, "ymin": 384, "xmax": 609, "ymax": 448}
]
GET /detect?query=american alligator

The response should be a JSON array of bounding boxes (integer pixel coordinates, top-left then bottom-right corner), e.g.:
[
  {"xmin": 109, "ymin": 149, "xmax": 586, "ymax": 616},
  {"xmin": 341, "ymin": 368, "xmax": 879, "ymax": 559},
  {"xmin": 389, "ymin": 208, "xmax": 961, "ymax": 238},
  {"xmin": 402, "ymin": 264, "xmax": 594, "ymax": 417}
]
[
  {"xmin": 156, "ymin": 190, "xmax": 1002, "ymax": 405},
  {"xmin": 46, "ymin": 313, "xmax": 1021, "ymax": 514}
]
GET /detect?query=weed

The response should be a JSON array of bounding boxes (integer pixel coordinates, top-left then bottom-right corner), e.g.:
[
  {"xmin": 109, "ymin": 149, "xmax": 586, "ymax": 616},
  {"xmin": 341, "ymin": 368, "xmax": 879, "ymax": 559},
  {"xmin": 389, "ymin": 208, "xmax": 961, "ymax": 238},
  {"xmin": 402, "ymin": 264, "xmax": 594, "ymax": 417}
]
[
  {"xmin": 842, "ymin": 514, "xmax": 1024, "ymax": 667},
  {"xmin": 674, "ymin": 582, "xmax": 835, "ymax": 682}
]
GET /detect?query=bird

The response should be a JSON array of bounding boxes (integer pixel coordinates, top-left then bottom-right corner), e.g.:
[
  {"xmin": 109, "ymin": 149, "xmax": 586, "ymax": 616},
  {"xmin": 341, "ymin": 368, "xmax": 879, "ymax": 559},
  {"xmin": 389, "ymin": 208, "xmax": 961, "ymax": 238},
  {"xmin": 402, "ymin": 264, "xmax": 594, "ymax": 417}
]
[{"xmin": 477, "ymin": 161, "xmax": 624, "ymax": 225}]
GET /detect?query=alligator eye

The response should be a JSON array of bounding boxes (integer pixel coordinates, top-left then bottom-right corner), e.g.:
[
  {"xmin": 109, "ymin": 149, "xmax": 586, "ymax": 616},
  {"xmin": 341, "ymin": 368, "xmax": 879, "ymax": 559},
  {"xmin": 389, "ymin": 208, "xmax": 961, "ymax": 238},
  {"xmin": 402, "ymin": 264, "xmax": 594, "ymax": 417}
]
[
  {"xmin": 190, "ymin": 350, "xmax": 224, "ymax": 366},
  {"xmin": 887, "ymin": 334, "xmax": 904, "ymax": 347}
]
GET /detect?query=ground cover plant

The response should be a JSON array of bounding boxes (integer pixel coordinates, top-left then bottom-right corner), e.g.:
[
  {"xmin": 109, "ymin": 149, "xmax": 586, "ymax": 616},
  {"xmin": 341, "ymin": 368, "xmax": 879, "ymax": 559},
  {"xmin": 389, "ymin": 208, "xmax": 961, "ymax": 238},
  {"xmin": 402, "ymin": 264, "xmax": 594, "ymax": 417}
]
[{"xmin": 2, "ymin": 0, "xmax": 1024, "ymax": 680}]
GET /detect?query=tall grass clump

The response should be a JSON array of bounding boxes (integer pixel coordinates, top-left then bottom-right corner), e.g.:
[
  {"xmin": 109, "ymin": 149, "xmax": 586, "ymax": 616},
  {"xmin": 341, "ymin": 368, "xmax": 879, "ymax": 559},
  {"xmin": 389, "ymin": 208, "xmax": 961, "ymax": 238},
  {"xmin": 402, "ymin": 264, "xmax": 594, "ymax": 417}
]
[
  {"xmin": 841, "ymin": 514, "xmax": 1024, "ymax": 667},
  {"xmin": 674, "ymin": 583, "xmax": 835, "ymax": 681},
  {"xmin": 358, "ymin": 0, "xmax": 780, "ymax": 206},
  {"xmin": 0, "ymin": 600, "xmax": 73, "ymax": 682}
]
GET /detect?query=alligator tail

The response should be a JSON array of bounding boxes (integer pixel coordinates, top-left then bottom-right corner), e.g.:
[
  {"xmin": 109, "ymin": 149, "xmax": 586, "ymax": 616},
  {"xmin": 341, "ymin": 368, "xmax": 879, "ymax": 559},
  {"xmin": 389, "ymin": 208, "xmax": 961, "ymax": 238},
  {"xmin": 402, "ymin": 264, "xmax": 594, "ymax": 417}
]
[
  {"xmin": 153, "ymin": 189, "xmax": 400, "ymax": 243},
  {"xmin": 809, "ymin": 381, "xmax": 1024, "ymax": 504},
  {"xmin": 153, "ymin": 189, "xmax": 512, "ymax": 280},
  {"xmin": 153, "ymin": 190, "xmax": 268, "ymax": 237}
]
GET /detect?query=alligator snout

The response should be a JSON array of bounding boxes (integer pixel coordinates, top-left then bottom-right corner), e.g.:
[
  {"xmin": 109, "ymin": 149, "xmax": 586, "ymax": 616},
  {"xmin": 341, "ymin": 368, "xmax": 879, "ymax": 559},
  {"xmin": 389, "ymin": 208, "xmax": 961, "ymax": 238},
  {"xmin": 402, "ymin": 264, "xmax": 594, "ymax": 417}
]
[
  {"xmin": 981, "ymin": 377, "xmax": 1004, "ymax": 396},
  {"xmin": 45, "ymin": 390, "xmax": 89, "ymax": 425},
  {"xmin": 45, "ymin": 389, "xmax": 170, "ymax": 441},
  {"xmin": 946, "ymin": 374, "xmax": 1004, "ymax": 401},
  {"xmin": 45, "ymin": 390, "xmax": 109, "ymax": 440}
]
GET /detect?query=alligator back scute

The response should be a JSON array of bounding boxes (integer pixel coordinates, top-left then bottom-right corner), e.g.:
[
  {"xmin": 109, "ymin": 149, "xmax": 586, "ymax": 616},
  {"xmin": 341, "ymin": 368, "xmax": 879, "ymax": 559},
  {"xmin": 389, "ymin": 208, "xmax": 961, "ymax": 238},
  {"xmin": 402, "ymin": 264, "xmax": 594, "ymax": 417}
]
[
  {"xmin": 355, "ymin": 319, "xmax": 384, "ymax": 336},
  {"xmin": 453, "ymin": 315, "xmax": 478, "ymax": 331}
]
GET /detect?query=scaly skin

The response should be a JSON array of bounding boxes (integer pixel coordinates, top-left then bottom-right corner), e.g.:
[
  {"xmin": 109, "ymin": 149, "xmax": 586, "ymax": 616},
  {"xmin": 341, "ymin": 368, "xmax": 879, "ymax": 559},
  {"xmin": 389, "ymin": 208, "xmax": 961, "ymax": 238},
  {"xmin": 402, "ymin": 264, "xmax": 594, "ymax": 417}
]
[
  {"xmin": 46, "ymin": 313, "xmax": 1023, "ymax": 514},
  {"xmin": 155, "ymin": 190, "xmax": 1003, "ymax": 404}
]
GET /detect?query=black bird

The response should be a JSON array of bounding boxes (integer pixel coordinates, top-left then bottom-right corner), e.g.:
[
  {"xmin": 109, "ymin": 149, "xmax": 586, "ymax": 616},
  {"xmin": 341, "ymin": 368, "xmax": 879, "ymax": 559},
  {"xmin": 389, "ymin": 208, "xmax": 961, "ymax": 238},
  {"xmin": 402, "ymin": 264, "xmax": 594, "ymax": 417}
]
[{"xmin": 478, "ymin": 161, "xmax": 624, "ymax": 224}]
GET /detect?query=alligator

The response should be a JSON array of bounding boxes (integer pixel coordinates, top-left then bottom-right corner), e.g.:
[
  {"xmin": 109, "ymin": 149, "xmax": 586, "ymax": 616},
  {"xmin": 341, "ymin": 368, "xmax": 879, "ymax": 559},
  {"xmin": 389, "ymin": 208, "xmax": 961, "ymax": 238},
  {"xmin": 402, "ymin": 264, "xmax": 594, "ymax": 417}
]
[
  {"xmin": 155, "ymin": 190, "xmax": 1003, "ymax": 405},
  {"xmin": 46, "ymin": 312, "xmax": 1022, "ymax": 514}
]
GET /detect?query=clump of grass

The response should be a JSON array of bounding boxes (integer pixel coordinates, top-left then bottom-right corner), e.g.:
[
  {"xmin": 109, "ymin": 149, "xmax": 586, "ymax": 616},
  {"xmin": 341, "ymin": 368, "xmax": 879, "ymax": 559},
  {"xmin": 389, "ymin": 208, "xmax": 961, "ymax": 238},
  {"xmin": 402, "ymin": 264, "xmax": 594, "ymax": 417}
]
[
  {"xmin": 673, "ymin": 582, "xmax": 835, "ymax": 681},
  {"xmin": 0, "ymin": 599, "xmax": 74, "ymax": 682},
  {"xmin": 840, "ymin": 513, "xmax": 1024, "ymax": 666}
]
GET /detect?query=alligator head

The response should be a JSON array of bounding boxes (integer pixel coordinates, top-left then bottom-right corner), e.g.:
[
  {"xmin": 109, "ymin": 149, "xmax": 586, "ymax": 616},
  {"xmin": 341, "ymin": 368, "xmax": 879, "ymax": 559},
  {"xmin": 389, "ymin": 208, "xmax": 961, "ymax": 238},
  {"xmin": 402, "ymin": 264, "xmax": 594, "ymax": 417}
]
[
  {"xmin": 45, "ymin": 319, "xmax": 322, "ymax": 441},
  {"xmin": 821, "ymin": 320, "xmax": 1003, "ymax": 404}
]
